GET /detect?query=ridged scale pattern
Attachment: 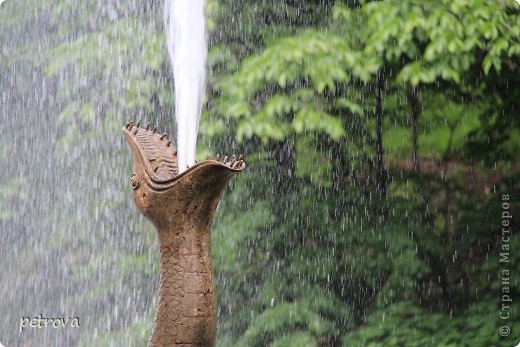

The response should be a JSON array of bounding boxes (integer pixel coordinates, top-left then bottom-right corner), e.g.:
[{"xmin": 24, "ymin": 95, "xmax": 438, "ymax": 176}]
[{"xmin": 148, "ymin": 231, "xmax": 216, "ymax": 347}]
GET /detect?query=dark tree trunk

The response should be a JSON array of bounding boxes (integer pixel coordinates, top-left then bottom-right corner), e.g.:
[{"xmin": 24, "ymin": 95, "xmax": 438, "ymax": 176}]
[
  {"xmin": 409, "ymin": 87, "xmax": 420, "ymax": 173},
  {"xmin": 272, "ymin": 135, "xmax": 296, "ymax": 197},
  {"xmin": 375, "ymin": 72, "xmax": 387, "ymax": 197}
]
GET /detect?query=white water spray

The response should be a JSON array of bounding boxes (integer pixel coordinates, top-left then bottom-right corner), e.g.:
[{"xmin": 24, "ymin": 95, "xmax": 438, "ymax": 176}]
[{"xmin": 164, "ymin": 0, "xmax": 207, "ymax": 173}]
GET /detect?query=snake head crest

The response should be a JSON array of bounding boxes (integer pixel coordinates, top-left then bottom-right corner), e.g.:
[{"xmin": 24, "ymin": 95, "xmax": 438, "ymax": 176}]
[{"xmin": 122, "ymin": 121, "xmax": 246, "ymax": 229}]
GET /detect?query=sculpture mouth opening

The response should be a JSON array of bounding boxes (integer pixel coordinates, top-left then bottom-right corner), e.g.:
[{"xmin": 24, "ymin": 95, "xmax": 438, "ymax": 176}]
[{"xmin": 122, "ymin": 121, "xmax": 246, "ymax": 191}]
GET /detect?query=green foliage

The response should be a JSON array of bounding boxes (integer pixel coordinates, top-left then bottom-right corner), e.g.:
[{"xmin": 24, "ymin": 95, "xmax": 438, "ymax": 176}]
[
  {"xmin": 0, "ymin": 178, "xmax": 27, "ymax": 221},
  {"xmin": 295, "ymin": 135, "xmax": 332, "ymax": 187},
  {"xmin": 209, "ymin": 0, "xmax": 519, "ymax": 157},
  {"xmin": 270, "ymin": 331, "xmax": 317, "ymax": 347},
  {"xmin": 382, "ymin": 91, "xmax": 482, "ymax": 159},
  {"xmin": 80, "ymin": 312, "xmax": 153, "ymax": 347},
  {"xmin": 208, "ymin": 0, "xmax": 520, "ymax": 346},
  {"xmin": 362, "ymin": 0, "xmax": 520, "ymax": 84},
  {"xmin": 343, "ymin": 298, "xmax": 519, "ymax": 347},
  {"xmin": 206, "ymin": 0, "xmax": 335, "ymax": 60},
  {"xmin": 238, "ymin": 301, "xmax": 332, "ymax": 347},
  {"xmin": 43, "ymin": 14, "xmax": 171, "ymax": 151}
]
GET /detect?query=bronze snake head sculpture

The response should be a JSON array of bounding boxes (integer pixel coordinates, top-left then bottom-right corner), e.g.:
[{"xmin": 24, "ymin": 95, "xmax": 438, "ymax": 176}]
[{"xmin": 123, "ymin": 120, "xmax": 245, "ymax": 346}]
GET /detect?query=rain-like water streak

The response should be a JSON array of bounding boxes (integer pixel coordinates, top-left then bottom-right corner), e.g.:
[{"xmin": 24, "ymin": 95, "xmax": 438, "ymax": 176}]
[{"xmin": 164, "ymin": 0, "xmax": 207, "ymax": 172}]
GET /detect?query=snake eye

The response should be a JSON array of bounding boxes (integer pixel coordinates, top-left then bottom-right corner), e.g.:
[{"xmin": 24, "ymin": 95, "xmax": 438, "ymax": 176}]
[{"xmin": 130, "ymin": 173, "xmax": 140, "ymax": 190}]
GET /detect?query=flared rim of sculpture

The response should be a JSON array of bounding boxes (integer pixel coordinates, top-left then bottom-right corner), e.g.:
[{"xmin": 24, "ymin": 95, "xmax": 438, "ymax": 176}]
[{"xmin": 122, "ymin": 120, "xmax": 246, "ymax": 192}]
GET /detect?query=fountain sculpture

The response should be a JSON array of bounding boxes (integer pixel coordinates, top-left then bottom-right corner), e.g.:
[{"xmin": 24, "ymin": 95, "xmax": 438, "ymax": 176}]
[{"xmin": 123, "ymin": 121, "xmax": 245, "ymax": 346}]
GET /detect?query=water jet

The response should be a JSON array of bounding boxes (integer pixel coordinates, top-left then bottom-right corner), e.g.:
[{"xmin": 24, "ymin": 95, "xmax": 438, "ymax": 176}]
[{"xmin": 123, "ymin": 122, "xmax": 245, "ymax": 346}]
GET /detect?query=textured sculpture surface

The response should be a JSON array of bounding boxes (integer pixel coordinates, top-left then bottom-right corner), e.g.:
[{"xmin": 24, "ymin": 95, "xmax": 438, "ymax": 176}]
[{"xmin": 123, "ymin": 121, "xmax": 245, "ymax": 346}]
